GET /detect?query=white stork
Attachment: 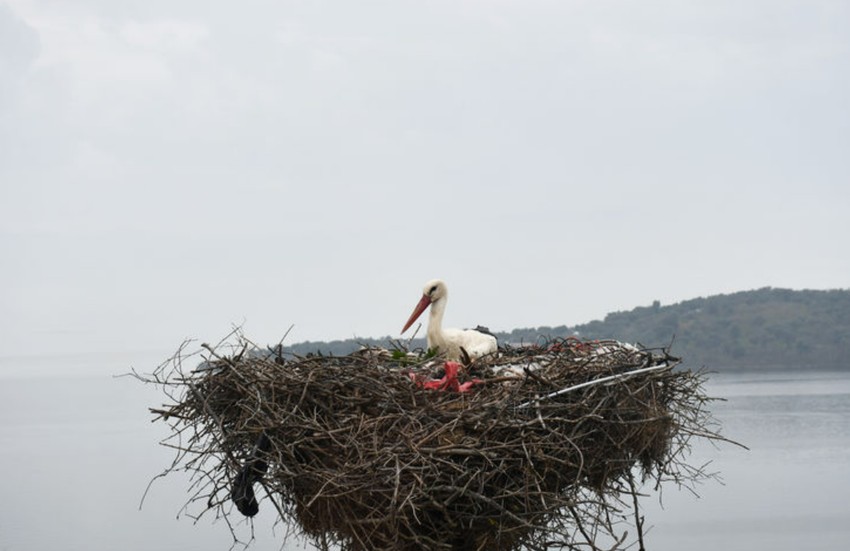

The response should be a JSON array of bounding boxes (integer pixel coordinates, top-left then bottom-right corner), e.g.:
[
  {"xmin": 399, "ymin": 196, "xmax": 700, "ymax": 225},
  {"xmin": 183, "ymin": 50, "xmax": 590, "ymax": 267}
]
[{"xmin": 401, "ymin": 279, "xmax": 498, "ymax": 360}]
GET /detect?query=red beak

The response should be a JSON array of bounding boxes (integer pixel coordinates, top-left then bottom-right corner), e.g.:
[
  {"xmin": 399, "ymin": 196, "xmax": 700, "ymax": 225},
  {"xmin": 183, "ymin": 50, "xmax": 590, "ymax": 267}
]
[{"xmin": 401, "ymin": 294, "xmax": 431, "ymax": 334}]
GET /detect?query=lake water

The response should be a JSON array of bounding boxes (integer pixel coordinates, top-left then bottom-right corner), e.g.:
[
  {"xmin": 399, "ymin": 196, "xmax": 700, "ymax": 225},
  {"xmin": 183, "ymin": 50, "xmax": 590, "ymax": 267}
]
[{"xmin": 1, "ymin": 356, "xmax": 848, "ymax": 551}]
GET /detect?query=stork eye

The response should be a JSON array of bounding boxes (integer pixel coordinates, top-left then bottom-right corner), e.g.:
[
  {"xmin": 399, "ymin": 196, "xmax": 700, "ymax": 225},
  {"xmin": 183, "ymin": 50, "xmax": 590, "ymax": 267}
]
[{"xmin": 429, "ymin": 285, "xmax": 438, "ymax": 295}]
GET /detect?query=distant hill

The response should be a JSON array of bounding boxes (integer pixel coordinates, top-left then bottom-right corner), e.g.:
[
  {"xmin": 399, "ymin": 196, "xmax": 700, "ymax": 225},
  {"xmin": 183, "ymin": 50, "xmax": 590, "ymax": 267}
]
[{"xmin": 284, "ymin": 288, "xmax": 850, "ymax": 371}]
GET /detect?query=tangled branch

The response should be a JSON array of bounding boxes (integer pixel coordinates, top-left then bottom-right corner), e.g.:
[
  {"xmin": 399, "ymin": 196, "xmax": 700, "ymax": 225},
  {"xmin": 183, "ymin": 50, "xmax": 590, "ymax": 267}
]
[{"xmin": 137, "ymin": 333, "xmax": 733, "ymax": 551}]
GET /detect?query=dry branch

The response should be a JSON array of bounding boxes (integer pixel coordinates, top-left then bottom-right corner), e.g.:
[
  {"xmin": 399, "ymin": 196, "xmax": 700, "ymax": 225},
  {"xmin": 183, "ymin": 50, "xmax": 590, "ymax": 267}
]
[{"xmin": 138, "ymin": 333, "xmax": 731, "ymax": 551}]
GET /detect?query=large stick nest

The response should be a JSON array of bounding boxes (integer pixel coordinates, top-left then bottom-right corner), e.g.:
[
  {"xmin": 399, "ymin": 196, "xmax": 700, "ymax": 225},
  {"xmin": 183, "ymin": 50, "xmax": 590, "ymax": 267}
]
[{"xmin": 142, "ymin": 333, "xmax": 726, "ymax": 551}]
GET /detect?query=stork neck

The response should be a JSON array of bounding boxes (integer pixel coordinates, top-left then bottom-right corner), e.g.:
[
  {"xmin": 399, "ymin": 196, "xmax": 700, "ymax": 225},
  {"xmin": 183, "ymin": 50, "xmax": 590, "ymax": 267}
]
[{"xmin": 427, "ymin": 297, "xmax": 447, "ymax": 343}]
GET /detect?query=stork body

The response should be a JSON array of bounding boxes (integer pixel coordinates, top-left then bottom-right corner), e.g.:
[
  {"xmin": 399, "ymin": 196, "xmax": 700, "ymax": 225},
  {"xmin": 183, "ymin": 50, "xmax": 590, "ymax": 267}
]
[{"xmin": 401, "ymin": 279, "xmax": 498, "ymax": 360}]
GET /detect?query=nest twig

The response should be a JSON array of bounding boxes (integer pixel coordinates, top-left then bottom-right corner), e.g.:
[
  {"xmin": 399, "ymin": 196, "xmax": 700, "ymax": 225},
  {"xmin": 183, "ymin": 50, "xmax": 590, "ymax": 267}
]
[{"xmin": 137, "ymin": 332, "xmax": 733, "ymax": 551}]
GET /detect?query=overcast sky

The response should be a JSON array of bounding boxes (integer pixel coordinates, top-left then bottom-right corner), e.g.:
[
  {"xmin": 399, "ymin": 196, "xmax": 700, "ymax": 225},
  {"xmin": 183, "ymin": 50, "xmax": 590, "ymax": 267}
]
[{"xmin": 2, "ymin": 0, "xmax": 848, "ymax": 363}]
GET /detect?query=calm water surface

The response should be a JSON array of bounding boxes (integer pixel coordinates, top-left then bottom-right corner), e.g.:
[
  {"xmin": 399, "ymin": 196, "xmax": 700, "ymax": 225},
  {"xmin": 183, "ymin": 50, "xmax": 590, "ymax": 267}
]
[
  {"xmin": 1, "ymin": 356, "xmax": 848, "ymax": 551},
  {"xmin": 643, "ymin": 371, "xmax": 850, "ymax": 551}
]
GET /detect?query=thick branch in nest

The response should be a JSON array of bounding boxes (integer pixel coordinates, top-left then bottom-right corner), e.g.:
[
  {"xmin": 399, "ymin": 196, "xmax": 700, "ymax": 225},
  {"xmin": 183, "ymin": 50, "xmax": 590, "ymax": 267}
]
[{"xmin": 138, "ymin": 334, "xmax": 733, "ymax": 551}]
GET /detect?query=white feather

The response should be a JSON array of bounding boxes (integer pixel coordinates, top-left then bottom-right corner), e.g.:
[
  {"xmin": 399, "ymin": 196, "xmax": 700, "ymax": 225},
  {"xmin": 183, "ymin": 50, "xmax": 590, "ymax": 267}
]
[{"xmin": 403, "ymin": 279, "xmax": 498, "ymax": 360}]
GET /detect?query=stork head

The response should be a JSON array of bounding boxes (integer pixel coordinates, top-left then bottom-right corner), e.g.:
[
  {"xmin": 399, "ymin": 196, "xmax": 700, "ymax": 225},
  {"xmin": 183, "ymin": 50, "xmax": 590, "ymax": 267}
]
[{"xmin": 401, "ymin": 279, "xmax": 447, "ymax": 333}]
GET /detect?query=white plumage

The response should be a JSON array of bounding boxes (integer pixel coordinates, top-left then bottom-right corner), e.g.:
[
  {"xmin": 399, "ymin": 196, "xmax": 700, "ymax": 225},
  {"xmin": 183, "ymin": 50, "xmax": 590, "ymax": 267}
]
[{"xmin": 401, "ymin": 279, "xmax": 498, "ymax": 360}]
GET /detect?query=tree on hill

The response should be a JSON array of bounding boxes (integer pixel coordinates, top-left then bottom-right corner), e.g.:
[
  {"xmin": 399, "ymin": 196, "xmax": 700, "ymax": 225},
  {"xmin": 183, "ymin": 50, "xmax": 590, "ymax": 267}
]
[{"xmin": 543, "ymin": 288, "xmax": 850, "ymax": 370}]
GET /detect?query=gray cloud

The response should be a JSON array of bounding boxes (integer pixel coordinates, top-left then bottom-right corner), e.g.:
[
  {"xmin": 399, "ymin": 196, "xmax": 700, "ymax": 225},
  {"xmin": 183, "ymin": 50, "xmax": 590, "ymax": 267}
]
[{"xmin": 1, "ymin": 0, "xmax": 848, "ymax": 363}]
